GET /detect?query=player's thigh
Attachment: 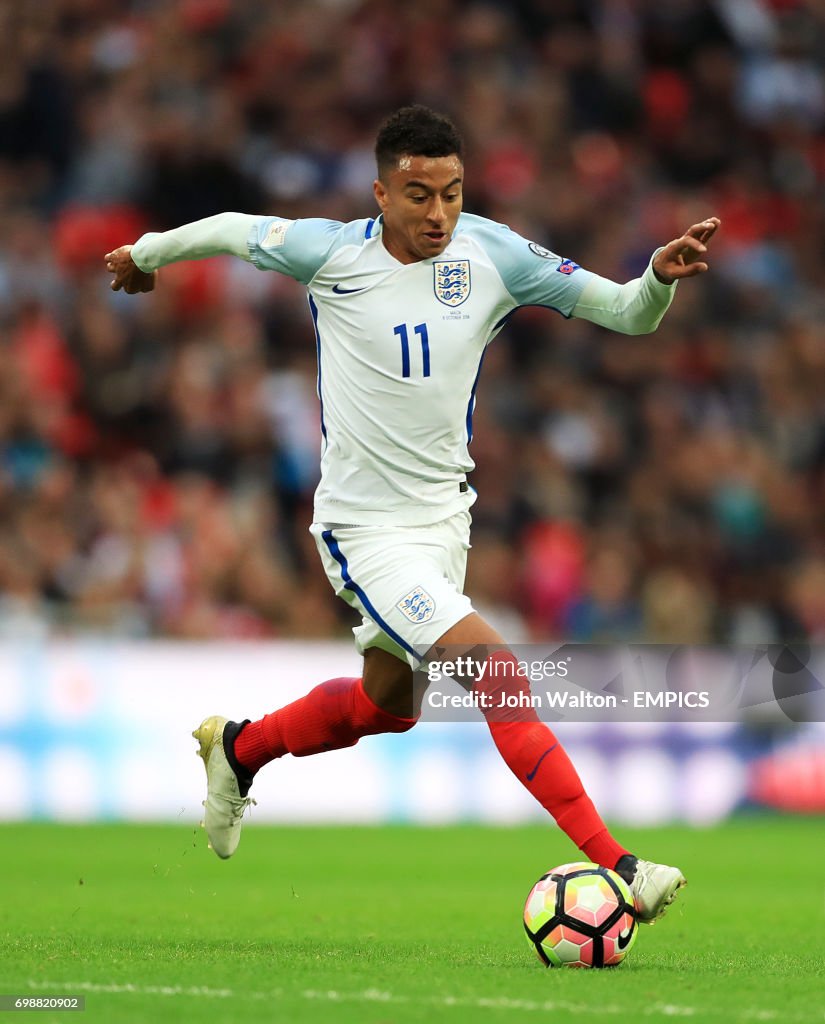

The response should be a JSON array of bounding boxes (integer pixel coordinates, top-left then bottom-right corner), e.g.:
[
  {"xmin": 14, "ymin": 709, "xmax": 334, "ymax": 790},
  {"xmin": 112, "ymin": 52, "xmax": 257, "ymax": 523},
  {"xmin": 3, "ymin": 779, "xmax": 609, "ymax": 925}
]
[
  {"xmin": 435, "ymin": 508, "xmax": 472, "ymax": 591},
  {"xmin": 310, "ymin": 518, "xmax": 474, "ymax": 668}
]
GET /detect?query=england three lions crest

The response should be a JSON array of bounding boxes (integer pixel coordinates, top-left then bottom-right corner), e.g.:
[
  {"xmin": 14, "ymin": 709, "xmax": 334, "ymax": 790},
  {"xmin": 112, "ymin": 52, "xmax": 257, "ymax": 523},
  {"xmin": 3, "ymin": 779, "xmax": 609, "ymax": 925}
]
[
  {"xmin": 434, "ymin": 260, "xmax": 471, "ymax": 307},
  {"xmin": 396, "ymin": 586, "xmax": 436, "ymax": 623}
]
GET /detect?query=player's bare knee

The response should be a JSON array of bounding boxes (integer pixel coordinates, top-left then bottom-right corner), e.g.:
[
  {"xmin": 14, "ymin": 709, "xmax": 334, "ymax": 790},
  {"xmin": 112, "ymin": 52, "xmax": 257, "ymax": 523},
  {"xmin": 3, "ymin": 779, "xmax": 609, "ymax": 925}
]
[{"xmin": 362, "ymin": 647, "xmax": 420, "ymax": 719}]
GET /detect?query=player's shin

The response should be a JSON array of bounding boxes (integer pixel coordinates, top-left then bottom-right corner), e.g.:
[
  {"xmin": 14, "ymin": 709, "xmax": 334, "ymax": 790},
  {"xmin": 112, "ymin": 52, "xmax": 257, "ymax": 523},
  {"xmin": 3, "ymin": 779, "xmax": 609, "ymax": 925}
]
[
  {"xmin": 476, "ymin": 651, "xmax": 629, "ymax": 868},
  {"xmin": 233, "ymin": 676, "xmax": 418, "ymax": 774}
]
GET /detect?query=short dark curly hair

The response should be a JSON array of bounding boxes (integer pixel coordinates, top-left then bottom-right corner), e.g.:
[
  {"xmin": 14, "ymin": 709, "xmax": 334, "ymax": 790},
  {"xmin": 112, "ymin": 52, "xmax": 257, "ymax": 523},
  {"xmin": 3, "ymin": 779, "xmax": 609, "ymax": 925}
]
[{"xmin": 375, "ymin": 105, "xmax": 464, "ymax": 178}]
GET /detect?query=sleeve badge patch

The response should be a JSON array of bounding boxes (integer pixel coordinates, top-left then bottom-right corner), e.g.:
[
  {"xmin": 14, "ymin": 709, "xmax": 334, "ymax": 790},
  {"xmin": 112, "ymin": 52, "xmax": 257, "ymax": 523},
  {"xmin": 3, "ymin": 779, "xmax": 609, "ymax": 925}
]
[
  {"xmin": 528, "ymin": 242, "xmax": 558, "ymax": 259},
  {"xmin": 262, "ymin": 219, "xmax": 295, "ymax": 249}
]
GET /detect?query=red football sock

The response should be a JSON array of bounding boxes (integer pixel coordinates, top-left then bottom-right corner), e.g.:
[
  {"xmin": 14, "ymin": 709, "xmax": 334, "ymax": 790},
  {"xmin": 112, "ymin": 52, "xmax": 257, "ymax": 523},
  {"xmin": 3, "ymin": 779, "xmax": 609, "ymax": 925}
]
[
  {"xmin": 476, "ymin": 650, "xmax": 629, "ymax": 868},
  {"xmin": 233, "ymin": 676, "xmax": 417, "ymax": 774}
]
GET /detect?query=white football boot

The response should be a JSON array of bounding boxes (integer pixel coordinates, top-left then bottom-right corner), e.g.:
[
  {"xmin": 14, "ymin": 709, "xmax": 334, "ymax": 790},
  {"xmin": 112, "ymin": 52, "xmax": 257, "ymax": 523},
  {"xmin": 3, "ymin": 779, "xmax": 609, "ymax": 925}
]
[
  {"xmin": 630, "ymin": 859, "xmax": 687, "ymax": 924},
  {"xmin": 192, "ymin": 716, "xmax": 256, "ymax": 859}
]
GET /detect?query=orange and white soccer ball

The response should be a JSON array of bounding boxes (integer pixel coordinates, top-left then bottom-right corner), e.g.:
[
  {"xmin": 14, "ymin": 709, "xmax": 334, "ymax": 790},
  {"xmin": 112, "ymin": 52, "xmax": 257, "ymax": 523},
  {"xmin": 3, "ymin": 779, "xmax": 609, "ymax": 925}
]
[{"xmin": 523, "ymin": 861, "xmax": 638, "ymax": 968}]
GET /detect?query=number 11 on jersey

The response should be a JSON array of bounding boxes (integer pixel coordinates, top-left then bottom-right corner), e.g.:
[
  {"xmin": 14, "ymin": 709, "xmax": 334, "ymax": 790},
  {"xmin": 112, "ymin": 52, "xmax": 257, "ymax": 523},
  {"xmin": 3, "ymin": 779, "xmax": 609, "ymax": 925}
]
[{"xmin": 393, "ymin": 322, "xmax": 430, "ymax": 378}]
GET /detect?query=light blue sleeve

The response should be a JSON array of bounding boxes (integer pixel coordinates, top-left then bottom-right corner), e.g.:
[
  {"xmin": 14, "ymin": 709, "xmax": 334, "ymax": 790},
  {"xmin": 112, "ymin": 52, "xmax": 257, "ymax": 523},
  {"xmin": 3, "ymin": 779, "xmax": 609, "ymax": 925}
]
[
  {"xmin": 462, "ymin": 214, "xmax": 594, "ymax": 316},
  {"xmin": 247, "ymin": 217, "xmax": 368, "ymax": 285}
]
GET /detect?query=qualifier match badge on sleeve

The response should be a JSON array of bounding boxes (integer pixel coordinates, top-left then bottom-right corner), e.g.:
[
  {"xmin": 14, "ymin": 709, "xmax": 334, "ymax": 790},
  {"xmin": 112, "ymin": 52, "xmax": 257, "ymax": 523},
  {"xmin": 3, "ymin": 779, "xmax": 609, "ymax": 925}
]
[{"xmin": 262, "ymin": 219, "xmax": 294, "ymax": 248}]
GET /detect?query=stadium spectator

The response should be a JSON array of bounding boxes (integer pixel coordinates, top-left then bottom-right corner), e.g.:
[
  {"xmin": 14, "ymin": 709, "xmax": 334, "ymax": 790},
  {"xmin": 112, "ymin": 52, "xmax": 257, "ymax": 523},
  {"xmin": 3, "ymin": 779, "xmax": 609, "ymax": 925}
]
[{"xmin": 0, "ymin": 0, "xmax": 823, "ymax": 645}]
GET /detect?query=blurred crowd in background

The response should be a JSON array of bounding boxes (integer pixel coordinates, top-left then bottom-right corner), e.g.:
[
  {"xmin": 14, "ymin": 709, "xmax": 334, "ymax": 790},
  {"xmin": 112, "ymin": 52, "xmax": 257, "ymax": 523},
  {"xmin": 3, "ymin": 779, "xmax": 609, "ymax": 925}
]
[{"xmin": 1, "ymin": 0, "xmax": 824, "ymax": 644}]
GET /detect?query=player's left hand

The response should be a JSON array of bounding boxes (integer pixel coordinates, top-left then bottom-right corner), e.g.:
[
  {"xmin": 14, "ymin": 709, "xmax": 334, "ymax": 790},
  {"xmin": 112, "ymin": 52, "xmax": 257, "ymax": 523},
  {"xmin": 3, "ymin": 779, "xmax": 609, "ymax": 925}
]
[
  {"xmin": 104, "ymin": 245, "xmax": 158, "ymax": 294},
  {"xmin": 652, "ymin": 217, "xmax": 721, "ymax": 284}
]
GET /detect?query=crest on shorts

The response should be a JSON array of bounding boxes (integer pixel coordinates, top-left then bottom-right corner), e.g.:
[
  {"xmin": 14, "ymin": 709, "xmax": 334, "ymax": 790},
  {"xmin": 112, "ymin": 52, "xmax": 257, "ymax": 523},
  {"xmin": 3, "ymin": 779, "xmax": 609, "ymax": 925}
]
[
  {"xmin": 397, "ymin": 586, "xmax": 436, "ymax": 623},
  {"xmin": 434, "ymin": 260, "xmax": 471, "ymax": 307}
]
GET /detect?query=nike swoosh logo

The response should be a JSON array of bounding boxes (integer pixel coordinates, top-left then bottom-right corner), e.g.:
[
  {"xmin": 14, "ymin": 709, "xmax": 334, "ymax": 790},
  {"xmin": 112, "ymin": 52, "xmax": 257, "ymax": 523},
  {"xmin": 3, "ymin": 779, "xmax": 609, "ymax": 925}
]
[
  {"xmin": 617, "ymin": 924, "xmax": 635, "ymax": 950},
  {"xmin": 526, "ymin": 743, "xmax": 558, "ymax": 782},
  {"xmin": 332, "ymin": 284, "xmax": 366, "ymax": 294}
]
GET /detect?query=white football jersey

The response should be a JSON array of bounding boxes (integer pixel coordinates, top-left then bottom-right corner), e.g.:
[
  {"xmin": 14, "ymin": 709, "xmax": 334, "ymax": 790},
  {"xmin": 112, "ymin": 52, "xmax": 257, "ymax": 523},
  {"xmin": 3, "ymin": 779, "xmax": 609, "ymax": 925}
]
[{"xmin": 247, "ymin": 212, "xmax": 596, "ymax": 527}]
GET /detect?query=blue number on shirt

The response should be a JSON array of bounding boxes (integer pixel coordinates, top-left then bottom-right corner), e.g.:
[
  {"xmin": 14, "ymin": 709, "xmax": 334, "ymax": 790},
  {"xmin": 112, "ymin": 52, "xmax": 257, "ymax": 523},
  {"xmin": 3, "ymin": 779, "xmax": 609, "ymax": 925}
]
[{"xmin": 393, "ymin": 323, "xmax": 430, "ymax": 378}]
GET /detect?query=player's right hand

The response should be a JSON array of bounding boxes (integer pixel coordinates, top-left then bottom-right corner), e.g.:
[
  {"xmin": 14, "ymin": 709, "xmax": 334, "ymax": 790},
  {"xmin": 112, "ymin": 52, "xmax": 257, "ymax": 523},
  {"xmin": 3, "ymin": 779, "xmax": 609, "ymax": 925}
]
[{"xmin": 104, "ymin": 245, "xmax": 158, "ymax": 294}]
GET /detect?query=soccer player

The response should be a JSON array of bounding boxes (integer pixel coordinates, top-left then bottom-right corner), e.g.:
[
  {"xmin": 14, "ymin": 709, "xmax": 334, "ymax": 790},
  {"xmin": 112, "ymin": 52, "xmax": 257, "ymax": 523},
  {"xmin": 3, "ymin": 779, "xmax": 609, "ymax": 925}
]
[{"xmin": 105, "ymin": 106, "xmax": 720, "ymax": 923}]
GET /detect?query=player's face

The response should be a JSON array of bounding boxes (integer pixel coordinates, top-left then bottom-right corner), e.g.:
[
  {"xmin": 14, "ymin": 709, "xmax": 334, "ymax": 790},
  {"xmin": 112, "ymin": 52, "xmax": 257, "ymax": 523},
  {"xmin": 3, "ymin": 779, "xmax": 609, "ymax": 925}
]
[{"xmin": 374, "ymin": 154, "xmax": 463, "ymax": 264}]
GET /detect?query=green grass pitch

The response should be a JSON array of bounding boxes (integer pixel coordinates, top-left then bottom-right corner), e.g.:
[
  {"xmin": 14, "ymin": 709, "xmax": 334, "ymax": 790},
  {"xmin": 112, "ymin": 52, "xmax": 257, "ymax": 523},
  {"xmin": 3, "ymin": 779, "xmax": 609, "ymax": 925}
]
[{"xmin": 2, "ymin": 818, "xmax": 823, "ymax": 1023}]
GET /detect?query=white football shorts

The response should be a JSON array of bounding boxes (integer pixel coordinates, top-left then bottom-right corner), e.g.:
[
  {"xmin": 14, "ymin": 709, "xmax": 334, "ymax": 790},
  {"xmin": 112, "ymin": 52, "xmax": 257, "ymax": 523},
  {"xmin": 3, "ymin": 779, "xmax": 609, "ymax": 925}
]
[{"xmin": 310, "ymin": 509, "xmax": 474, "ymax": 668}]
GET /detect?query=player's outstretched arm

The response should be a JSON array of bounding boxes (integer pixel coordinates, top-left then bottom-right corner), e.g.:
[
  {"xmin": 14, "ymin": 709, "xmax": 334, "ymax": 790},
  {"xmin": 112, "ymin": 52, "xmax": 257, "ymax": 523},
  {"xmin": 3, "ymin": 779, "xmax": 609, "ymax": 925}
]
[
  {"xmin": 104, "ymin": 212, "xmax": 260, "ymax": 294},
  {"xmin": 651, "ymin": 217, "xmax": 721, "ymax": 284},
  {"xmin": 571, "ymin": 216, "xmax": 721, "ymax": 335}
]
